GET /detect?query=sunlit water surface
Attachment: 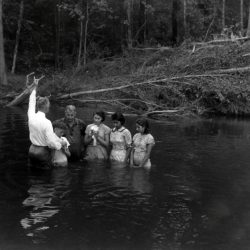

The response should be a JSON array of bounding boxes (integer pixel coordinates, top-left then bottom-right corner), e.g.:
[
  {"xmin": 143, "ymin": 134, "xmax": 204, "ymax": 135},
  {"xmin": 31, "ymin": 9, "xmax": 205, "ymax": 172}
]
[{"xmin": 1, "ymin": 106, "xmax": 250, "ymax": 250}]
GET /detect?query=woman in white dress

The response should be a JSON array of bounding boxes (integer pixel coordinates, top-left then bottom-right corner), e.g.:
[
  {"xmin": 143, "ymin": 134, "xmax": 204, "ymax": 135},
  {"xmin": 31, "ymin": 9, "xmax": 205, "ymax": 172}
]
[
  {"xmin": 130, "ymin": 118, "xmax": 155, "ymax": 169},
  {"xmin": 110, "ymin": 112, "xmax": 132, "ymax": 163},
  {"xmin": 84, "ymin": 111, "xmax": 111, "ymax": 160}
]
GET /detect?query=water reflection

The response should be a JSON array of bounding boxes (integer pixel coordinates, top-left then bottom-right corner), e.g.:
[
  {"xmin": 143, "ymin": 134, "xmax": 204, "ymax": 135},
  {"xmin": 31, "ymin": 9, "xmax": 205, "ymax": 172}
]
[
  {"xmin": 21, "ymin": 167, "xmax": 72, "ymax": 243},
  {"xmin": 2, "ymin": 108, "xmax": 250, "ymax": 249}
]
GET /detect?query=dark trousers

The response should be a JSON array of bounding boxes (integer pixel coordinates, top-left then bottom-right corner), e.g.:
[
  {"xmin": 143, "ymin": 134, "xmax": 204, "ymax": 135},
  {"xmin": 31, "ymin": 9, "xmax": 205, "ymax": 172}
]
[{"xmin": 28, "ymin": 144, "xmax": 52, "ymax": 169}]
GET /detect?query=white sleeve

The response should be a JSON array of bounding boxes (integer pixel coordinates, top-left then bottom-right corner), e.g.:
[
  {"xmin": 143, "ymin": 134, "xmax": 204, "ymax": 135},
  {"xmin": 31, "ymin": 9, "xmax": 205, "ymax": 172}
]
[
  {"xmin": 61, "ymin": 137, "xmax": 70, "ymax": 147},
  {"xmin": 45, "ymin": 121, "xmax": 62, "ymax": 150},
  {"xmin": 28, "ymin": 89, "xmax": 36, "ymax": 119}
]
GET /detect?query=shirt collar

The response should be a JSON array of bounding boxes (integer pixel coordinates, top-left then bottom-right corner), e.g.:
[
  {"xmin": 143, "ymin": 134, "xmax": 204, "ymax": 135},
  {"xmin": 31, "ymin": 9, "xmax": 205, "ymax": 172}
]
[
  {"xmin": 112, "ymin": 126, "xmax": 125, "ymax": 132},
  {"xmin": 37, "ymin": 111, "xmax": 46, "ymax": 117},
  {"xmin": 63, "ymin": 118, "xmax": 78, "ymax": 127}
]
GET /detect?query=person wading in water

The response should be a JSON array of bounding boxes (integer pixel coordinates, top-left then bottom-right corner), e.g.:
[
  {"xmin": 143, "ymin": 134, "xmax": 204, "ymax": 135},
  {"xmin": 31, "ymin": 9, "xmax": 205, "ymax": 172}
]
[
  {"xmin": 28, "ymin": 76, "xmax": 67, "ymax": 169},
  {"xmin": 53, "ymin": 105, "xmax": 86, "ymax": 160}
]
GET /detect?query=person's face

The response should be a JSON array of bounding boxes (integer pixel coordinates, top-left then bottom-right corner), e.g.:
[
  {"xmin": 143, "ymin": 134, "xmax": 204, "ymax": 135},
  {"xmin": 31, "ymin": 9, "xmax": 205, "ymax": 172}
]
[
  {"xmin": 65, "ymin": 110, "xmax": 76, "ymax": 122},
  {"xmin": 136, "ymin": 123, "xmax": 145, "ymax": 134},
  {"xmin": 54, "ymin": 128, "xmax": 64, "ymax": 137},
  {"xmin": 113, "ymin": 120, "xmax": 122, "ymax": 130},
  {"xmin": 44, "ymin": 102, "xmax": 50, "ymax": 114},
  {"xmin": 93, "ymin": 114, "xmax": 102, "ymax": 125}
]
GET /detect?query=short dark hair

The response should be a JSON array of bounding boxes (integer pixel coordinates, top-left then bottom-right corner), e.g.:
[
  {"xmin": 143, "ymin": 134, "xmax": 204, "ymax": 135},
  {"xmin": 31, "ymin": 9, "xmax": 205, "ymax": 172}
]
[
  {"xmin": 136, "ymin": 118, "xmax": 150, "ymax": 134},
  {"xmin": 95, "ymin": 110, "xmax": 105, "ymax": 122},
  {"xmin": 53, "ymin": 121, "xmax": 67, "ymax": 131},
  {"xmin": 65, "ymin": 105, "xmax": 76, "ymax": 112},
  {"xmin": 36, "ymin": 96, "xmax": 49, "ymax": 111},
  {"xmin": 111, "ymin": 112, "xmax": 125, "ymax": 125}
]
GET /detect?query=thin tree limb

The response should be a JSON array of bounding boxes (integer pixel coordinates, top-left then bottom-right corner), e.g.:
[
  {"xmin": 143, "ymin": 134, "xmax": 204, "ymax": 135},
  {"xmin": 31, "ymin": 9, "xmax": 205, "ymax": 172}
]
[
  {"xmin": 71, "ymin": 98, "xmax": 161, "ymax": 107},
  {"xmin": 144, "ymin": 109, "xmax": 184, "ymax": 117},
  {"xmin": 211, "ymin": 66, "xmax": 250, "ymax": 74},
  {"xmin": 59, "ymin": 74, "xmax": 228, "ymax": 99}
]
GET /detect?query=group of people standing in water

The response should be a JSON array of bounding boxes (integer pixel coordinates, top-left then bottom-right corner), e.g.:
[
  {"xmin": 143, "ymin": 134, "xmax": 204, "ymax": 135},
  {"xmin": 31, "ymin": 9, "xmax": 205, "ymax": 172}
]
[{"xmin": 27, "ymin": 80, "xmax": 155, "ymax": 169}]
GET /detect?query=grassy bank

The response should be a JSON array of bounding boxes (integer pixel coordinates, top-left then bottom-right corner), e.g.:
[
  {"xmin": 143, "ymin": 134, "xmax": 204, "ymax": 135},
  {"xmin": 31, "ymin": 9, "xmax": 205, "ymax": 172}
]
[{"xmin": 3, "ymin": 41, "xmax": 250, "ymax": 119}]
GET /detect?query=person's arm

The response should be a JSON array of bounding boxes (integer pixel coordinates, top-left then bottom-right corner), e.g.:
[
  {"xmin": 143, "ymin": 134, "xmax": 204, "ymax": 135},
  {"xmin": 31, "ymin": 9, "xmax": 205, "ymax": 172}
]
[
  {"xmin": 27, "ymin": 87, "xmax": 37, "ymax": 119},
  {"xmin": 63, "ymin": 147, "xmax": 71, "ymax": 157},
  {"xmin": 94, "ymin": 130, "xmax": 110, "ymax": 148},
  {"xmin": 84, "ymin": 132, "xmax": 93, "ymax": 146},
  {"xmin": 84, "ymin": 125, "xmax": 93, "ymax": 146},
  {"xmin": 138, "ymin": 143, "xmax": 154, "ymax": 168},
  {"xmin": 124, "ymin": 129, "xmax": 132, "ymax": 163},
  {"xmin": 45, "ymin": 122, "xmax": 63, "ymax": 150},
  {"xmin": 130, "ymin": 146, "xmax": 135, "ymax": 167},
  {"xmin": 125, "ymin": 147, "xmax": 132, "ymax": 164},
  {"xmin": 80, "ymin": 120, "xmax": 86, "ymax": 137}
]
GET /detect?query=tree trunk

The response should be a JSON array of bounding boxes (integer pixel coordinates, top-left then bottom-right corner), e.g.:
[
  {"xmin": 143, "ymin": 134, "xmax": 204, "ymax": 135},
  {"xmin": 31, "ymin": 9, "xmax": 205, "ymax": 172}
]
[
  {"xmin": 77, "ymin": 19, "xmax": 83, "ymax": 69},
  {"xmin": 203, "ymin": 1, "xmax": 217, "ymax": 41},
  {"xmin": 222, "ymin": 0, "xmax": 225, "ymax": 29},
  {"xmin": 127, "ymin": 0, "xmax": 133, "ymax": 49},
  {"xmin": 240, "ymin": 0, "xmax": 244, "ymax": 35},
  {"xmin": 143, "ymin": 0, "xmax": 147, "ymax": 43},
  {"xmin": 0, "ymin": 0, "xmax": 7, "ymax": 85},
  {"xmin": 55, "ymin": 0, "xmax": 61, "ymax": 69},
  {"xmin": 137, "ymin": 0, "xmax": 145, "ymax": 44},
  {"xmin": 172, "ymin": 0, "xmax": 178, "ymax": 44},
  {"xmin": 83, "ymin": 1, "xmax": 89, "ymax": 67},
  {"xmin": 183, "ymin": 0, "xmax": 187, "ymax": 38},
  {"xmin": 247, "ymin": 3, "xmax": 250, "ymax": 37},
  {"xmin": 11, "ymin": 0, "xmax": 23, "ymax": 74}
]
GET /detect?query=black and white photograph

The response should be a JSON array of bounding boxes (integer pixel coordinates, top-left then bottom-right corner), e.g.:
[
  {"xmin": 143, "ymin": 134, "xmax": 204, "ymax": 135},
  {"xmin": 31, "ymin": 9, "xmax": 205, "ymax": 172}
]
[{"xmin": 1, "ymin": 0, "xmax": 250, "ymax": 249}]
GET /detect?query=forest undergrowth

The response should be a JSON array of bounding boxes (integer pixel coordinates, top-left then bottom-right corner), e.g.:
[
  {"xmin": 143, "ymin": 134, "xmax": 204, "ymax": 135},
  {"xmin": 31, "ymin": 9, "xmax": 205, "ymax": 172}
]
[{"xmin": 4, "ymin": 40, "xmax": 250, "ymax": 119}]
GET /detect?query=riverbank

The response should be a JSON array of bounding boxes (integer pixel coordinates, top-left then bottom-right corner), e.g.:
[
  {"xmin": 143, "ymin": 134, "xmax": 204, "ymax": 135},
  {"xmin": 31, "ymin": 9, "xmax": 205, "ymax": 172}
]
[{"xmin": 3, "ymin": 41, "xmax": 250, "ymax": 119}]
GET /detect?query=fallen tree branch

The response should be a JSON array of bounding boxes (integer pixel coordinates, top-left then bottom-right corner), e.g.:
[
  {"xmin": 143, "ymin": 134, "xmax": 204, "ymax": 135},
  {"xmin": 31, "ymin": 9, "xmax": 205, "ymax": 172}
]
[
  {"xmin": 194, "ymin": 36, "xmax": 250, "ymax": 46},
  {"xmin": 192, "ymin": 44, "xmax": 224, "ymax": 53},
  {"xmin": 6, "ymin": 74, "xmax": 45, "ymax": 107},
  {"xmin": 59, "ymin": 74, "xmax": 228, "ymax": 99},
  {"xmin": 211, "ymin": 66, "xmax": 250, "ymax": 74},
  {"xmin": 6, "ymin": 84, "xmax": 35, "ymax": 107},
  {"xmin": 71, "ymin": 98, "xmax": 161, "ymax": 108},
  {"xmin": 144, "ymin": 109, "xmax": 184, "ymax": 117},
  {"xmin": 113, "ymin": 100, "xmax": 139, "ymax": 113},
  {"xmin": 131, "ymin": 46, "xmax": 173, "ymax": 51}
]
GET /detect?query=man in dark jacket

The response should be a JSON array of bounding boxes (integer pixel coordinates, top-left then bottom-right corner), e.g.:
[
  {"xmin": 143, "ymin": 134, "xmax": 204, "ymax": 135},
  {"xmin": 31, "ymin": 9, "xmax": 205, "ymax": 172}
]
[{"xmin": 53, "ymin": 105, "xmax": 86, "ymax": 160}]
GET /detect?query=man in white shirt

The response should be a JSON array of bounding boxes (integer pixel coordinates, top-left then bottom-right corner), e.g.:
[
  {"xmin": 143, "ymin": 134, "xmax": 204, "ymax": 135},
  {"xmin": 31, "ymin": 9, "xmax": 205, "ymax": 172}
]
[{"xmin": 28, "ymin": 83, "xmax": 66, "ymax": 168}]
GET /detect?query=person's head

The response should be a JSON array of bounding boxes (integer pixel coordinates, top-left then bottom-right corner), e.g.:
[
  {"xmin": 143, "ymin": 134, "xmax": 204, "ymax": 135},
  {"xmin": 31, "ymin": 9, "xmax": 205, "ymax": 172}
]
[
  {"xmin": 93, "ymin": 111, "xmax": 105, "ymax": 125},
  {"xmin": 111, "ymin": 112, "xmax": 125, "ymax": 129},
  {"xmin": 65, "ymin": 105, "xmax": 76, "ymax": 123},
  {"xmin": 36, "ymin": 96, "xmax": 50, "ymax": 114},
  {"xmin": 53, "ymin": 121, "xmax": 67, "ymax": 137},
  {"xmin": 136, "ymin": 118, "xmax": 150, "ymax": 134}
]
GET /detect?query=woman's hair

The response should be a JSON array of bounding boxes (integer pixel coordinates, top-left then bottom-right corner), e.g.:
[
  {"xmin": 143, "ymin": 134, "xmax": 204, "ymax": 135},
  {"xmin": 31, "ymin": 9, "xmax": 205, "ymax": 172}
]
[
  {"xmin": 36, "ymin": 96, "xmax": 50, "ymax": 111},
  {"xmin": 136, "ymin": 118, "xmax": 150, "ymax": 134},
  {"xmin": 111, "ymin": 112, "xmax": 125, "ymax": 125},
  {"xmin": 95, "ymin": 110, "xmax": 106, "ymax": 122}
]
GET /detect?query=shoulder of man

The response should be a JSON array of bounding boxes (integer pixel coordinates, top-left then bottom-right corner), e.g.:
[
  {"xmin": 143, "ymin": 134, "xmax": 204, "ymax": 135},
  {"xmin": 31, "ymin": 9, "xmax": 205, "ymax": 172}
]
[{"xmin": 75, "ymin": 118, "xmax": 86, "ymax": 127}]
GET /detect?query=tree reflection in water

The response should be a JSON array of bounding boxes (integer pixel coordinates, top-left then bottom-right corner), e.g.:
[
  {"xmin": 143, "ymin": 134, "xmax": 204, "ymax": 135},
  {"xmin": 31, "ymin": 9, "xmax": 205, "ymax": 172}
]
[{"xmin": 20, "ymin": 167, "xmax": 72, "ymax": 243}]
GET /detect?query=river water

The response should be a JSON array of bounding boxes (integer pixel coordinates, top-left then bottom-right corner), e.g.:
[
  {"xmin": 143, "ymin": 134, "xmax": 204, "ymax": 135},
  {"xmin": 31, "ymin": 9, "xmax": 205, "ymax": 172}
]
[{"xmin": 1, "ymin": 106, "xmax": 250, "ymax": 250}]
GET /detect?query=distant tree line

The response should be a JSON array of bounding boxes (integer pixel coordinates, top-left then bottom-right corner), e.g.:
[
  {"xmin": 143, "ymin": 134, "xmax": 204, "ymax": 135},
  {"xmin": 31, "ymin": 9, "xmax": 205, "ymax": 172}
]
[{"xmin": 0, "ymin": 0, "xmax": 250, "ymax": 85}]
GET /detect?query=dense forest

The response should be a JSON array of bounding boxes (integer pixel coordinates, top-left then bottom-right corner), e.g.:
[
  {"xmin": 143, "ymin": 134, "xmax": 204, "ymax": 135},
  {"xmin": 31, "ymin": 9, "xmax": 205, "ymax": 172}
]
[
  {"xmin": 1, "ymin": 0, "xmax": 249, "ymax": 72},
  {"xmin": 1, "ymin": 0, "xmax": 250, "ymax": 117}
]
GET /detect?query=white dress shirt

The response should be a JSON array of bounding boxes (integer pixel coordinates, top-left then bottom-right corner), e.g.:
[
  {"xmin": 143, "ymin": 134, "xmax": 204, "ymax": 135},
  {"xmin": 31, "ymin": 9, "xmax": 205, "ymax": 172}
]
[{"xmin": 28, "ymin": 89, "xmax": 62, "ymax": 150}]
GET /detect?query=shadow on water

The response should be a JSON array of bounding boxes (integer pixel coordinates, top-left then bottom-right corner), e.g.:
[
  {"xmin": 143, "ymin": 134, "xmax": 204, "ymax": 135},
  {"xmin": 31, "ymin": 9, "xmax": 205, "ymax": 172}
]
[{"xmin": 1, "ymin": 107, "xmax": 250, "ymax": 249}]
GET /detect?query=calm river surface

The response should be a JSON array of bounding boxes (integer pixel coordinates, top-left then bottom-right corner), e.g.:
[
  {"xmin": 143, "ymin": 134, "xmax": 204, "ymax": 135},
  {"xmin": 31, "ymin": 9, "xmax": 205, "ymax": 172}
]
[{"xmin": 1, "ymin": 106, "xmax": 250, "ymax": 250}]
